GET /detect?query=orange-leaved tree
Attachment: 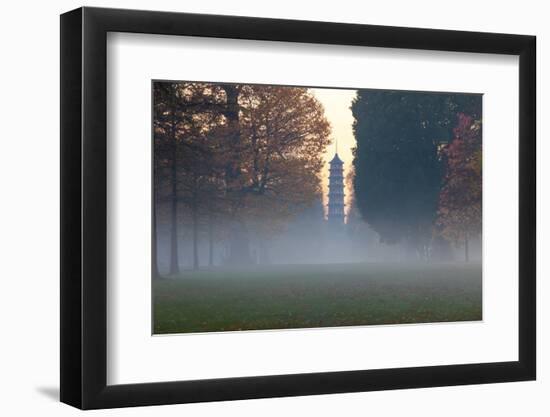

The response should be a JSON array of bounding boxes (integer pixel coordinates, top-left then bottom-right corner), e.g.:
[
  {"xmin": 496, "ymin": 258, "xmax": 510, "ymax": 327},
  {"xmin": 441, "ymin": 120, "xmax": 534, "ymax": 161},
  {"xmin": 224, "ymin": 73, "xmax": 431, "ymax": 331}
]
[{"xmin": 437, "ymin": 113, "xmax": 482, "ymax": 262}]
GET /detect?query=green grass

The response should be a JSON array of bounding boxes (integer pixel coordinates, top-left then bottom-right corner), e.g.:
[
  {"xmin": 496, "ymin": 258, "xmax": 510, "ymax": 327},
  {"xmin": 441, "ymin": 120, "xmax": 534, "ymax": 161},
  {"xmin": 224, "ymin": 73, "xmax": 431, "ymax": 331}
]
[{"xmin": 153, "ymin": 262, "xmax": 482, "ymax": 334}]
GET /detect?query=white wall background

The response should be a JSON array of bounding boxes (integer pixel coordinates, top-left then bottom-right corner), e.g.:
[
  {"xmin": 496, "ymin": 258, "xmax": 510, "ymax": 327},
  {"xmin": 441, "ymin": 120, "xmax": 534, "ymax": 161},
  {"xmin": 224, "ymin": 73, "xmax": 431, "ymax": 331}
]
[{"xmin": 0, "ymin": 0, "xmax": 545, "ymax": 415}]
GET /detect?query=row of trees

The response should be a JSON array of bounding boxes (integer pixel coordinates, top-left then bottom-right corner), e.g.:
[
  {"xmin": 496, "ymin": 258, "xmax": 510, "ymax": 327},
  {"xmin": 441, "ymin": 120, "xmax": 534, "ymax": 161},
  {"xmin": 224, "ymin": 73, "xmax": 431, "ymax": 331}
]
[
  {"xmin": 153, "ymin": 82, "xmax": 331, "ymax": 276},
  {"xmin": 351, "ymin": 90, "xmax": 482, "ymax": 261}
]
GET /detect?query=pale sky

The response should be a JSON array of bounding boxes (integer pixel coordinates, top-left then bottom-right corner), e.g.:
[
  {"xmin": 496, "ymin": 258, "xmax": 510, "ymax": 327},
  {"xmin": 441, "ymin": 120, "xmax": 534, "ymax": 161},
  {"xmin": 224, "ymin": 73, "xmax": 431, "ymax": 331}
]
[{"xmin": 310, "ymin": 88, "xmax": 357, "ymax": 218}]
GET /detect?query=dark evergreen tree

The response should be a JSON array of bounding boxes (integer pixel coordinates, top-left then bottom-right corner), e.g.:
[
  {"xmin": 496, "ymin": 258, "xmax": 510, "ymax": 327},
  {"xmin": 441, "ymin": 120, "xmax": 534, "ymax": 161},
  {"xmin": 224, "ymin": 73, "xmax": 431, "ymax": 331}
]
[{"xmin": 351, "ymin": 89, "xmax": 481, "ymax": 258}]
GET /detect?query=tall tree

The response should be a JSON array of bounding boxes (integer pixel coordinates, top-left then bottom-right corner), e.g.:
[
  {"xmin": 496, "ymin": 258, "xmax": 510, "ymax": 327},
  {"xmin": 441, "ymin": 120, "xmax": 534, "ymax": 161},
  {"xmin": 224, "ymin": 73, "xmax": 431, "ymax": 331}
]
[
  {"xmin": 153, "ymin": 82, "xmax": 183, "ymax": 275},
  {"xmin": 217, "ymin": 85, "xmax": 332, "ymax": 264},
  {"xmin": 437, "ymin": 113, "xmax": 482, "ymax": 262},
  {"xmin": 351, "ymin": 89, "xmax": 481, "ymax": 259},
  {"xmin": 176, "ymin": 84, "xmax": 228, "ymax": 270}
]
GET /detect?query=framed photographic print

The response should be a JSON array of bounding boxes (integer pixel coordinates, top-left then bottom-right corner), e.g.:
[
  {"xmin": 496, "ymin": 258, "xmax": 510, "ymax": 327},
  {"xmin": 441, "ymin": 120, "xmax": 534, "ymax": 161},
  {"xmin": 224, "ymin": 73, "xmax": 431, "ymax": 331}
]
[{"xmin": 60, "ymin": 6, "xmax": 536, "ymax": 409}]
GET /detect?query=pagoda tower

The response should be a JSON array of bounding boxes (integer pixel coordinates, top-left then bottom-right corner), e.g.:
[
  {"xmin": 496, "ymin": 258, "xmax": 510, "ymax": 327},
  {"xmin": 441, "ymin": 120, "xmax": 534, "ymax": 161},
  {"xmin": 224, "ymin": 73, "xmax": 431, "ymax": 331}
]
[{"xmin": 328, "ymin": 151, "xmax": 345, "ymax": 226}]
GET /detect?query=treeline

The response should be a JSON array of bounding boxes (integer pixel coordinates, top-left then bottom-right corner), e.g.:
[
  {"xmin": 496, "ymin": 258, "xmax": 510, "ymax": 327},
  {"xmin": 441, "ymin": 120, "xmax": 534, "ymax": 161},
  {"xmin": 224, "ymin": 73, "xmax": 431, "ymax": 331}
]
[
  {"xmin": 153, "ymin": 82, "xmax": 331, "ymax": 276},
  {"xmin": 351, "ymin": 90, "xmax": 482, "ymax": 262}
]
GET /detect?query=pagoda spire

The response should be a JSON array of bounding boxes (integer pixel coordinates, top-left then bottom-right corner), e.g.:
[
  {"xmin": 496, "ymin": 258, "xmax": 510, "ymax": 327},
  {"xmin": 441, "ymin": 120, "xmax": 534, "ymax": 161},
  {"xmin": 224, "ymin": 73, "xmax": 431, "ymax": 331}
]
[{"xmin": 328, "ymin": 146, "xmax": 345, "ymax": 227}]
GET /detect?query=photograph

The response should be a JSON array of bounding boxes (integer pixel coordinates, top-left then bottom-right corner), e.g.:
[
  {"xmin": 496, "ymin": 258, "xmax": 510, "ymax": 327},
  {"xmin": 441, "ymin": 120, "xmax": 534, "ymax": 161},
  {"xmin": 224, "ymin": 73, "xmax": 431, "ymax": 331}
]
[{"xmin": 152, "ymin": 81, "xmax": 483, "ymax": 334}]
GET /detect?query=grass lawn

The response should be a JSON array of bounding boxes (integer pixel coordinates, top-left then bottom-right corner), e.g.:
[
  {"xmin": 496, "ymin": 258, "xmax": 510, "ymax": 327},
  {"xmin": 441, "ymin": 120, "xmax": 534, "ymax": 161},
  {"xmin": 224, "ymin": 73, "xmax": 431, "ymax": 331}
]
[{"xmin": 153, "ymin": 262, "xmax": 482, "ymax": 334}]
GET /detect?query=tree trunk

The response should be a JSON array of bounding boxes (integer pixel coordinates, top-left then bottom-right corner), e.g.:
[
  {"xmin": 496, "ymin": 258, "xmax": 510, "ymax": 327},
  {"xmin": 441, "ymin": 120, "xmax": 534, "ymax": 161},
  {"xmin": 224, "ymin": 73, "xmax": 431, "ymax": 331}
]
[
  {"xmin": 226, "ymin": 221, "xmax": 252, "ymax": 265},
  {"xmin": 168, "ymin": 91, "xmax": 180, "ymax": 276},
  {"xmin": 464, "ymin": 233, "xmax": 469, "ymax": 263},
  {"xmin": 222, "ymin": 85, "xmax": 241, "ymax": 184},
  {"xmin": 169, "ymin": 159, "xmax": 179, "ymax": 274},
  {"xmin": 208, "ymin": 216, "xmax": 214, "ymax": 267},
  {"xmin": 192, "ymin": 200, "xmax": 199, "ymax": 271},
  {"xmin": 221, "ymin": 84, "xmax": 252, "ymax": 264},
  {"xmin": 259, "ymin": 240, "xmax": 270, "ymax": 265},
  {"xmin": 152, "ymin": 196, "xmax": 161, "ymax": 279},
  {"xmin": 406, "ymin": 236, "xmax": 419, "ymax": 262}
]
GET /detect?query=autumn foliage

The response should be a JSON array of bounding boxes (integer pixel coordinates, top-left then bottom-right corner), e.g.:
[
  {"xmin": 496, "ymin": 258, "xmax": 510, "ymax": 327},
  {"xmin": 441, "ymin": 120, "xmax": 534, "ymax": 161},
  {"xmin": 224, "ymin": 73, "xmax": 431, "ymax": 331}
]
[
  {"xmin": 153, "ymin": 82, "xmax": 331, "ymax": 273},
  {"xmin": 437, "ymin": 113, "xmax": 482, "ymax": 261}
]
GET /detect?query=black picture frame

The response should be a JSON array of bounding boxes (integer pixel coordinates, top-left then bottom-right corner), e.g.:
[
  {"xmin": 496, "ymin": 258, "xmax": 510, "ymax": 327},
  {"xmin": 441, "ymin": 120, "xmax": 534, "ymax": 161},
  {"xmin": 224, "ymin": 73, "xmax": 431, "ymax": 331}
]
[{"xmin": 60, "ymin": 6, "xmax": 536, "ymax": 410}]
